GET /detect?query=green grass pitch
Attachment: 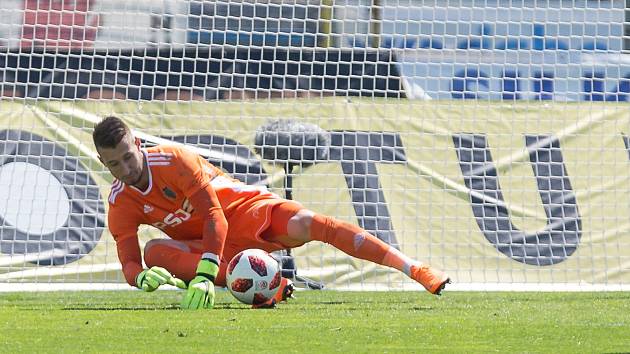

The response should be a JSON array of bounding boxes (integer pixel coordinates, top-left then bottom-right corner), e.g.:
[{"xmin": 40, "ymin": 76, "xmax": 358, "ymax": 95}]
[{"xmin": 1, "ymin": 290, "xmax": 628, "ymax": 353}]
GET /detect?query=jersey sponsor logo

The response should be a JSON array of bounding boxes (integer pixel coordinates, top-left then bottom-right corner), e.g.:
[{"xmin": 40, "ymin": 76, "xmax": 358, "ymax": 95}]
[
  {"xmin": 151, "ymin": 199, "xmax": 194, "ymax": 230},
  {"xmin": 181, "ymin": 198, "xmax": 192, "ymax": 213},
  {"xmin": 143, "ymin": 204, "xmax": 154, "ymax": 214},
  {"xmin": 152, "ymin": 208, "xmax": 191, "ymax": 229}
]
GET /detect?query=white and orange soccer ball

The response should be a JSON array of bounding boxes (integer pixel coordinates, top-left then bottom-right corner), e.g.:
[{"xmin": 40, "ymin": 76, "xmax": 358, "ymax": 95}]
[{"xmin": 226, "ymin": 249, "xmax": 282, "ymax": 305}]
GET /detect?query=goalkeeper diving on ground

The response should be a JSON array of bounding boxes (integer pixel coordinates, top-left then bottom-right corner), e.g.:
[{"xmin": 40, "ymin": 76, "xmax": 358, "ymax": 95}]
[{"xmin": 93, "ymin": 116, "xmax": 450, "ymax": 309}]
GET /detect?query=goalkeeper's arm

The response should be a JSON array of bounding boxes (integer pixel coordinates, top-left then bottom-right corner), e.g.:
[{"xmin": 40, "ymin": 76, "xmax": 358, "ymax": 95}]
[
  {"xmin": 191, "ymin": 184, "xmax": 228, "ymax": 259},
  {"xmin": 136, "ymin": 266, "xmax": 187, "ymax": 292},
  {"xmin": 180, "ymin": 186, "xmax": 228, "ymax": 309},
  {"xmin": 115, "ymin": 237, "xmax": 186, "ymax": 291}
]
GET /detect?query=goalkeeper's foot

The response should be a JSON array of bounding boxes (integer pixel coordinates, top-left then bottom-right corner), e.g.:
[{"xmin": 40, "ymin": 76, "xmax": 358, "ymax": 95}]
[
  {"xmin": 410, "ymin": 264, "xmax": 450, "ymax": 295},
  {"xmin": 252, "ymin": 278, "xmax": 295, "ymax": 309}
]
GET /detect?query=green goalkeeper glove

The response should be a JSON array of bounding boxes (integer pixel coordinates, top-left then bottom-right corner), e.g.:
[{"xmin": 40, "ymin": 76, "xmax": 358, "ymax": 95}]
[
  {"xmin": 136, "ymin": 266, "xmax": 187, "ymax": 292},
  {"xmin": 181, "ymin": 255, "xmax": 220, "ymax": 310}
]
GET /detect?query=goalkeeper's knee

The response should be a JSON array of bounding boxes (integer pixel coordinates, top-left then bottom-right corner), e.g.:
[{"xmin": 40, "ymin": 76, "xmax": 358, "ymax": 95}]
[
  {"xmin": 308, "ymin": 213, "xmax": 339, "ymax": 244},
  {"xmin": 272, "ymin": 210, "xmax": 316, "ymax": 247}
]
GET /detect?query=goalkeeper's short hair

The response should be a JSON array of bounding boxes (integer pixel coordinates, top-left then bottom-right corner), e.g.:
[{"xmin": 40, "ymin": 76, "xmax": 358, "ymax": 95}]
[{"xmin": 93, "ymin": 116, "xmax": 132, "ymax": 149}]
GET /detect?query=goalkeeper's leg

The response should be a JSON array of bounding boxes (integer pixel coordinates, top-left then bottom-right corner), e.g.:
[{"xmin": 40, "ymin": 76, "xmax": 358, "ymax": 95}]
[
  {"xmin": 309, "ymin": 213, "xmax": 450, "ymax": 295},
  {"xmin": 265, "ymin": 207, "xmax": 450, "ymax": 295}
]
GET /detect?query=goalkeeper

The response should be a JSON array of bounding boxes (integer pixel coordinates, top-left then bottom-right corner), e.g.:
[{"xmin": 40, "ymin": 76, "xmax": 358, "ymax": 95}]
[{"xmin": 93, "ymin": 116, "xmax": 450, "ymax": 310}]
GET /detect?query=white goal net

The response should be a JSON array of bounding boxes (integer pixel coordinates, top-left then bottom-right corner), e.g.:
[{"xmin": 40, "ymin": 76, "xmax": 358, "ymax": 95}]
[{"xmin": 0, "ymin": 0, "xmax": 629, "ymax": 292}]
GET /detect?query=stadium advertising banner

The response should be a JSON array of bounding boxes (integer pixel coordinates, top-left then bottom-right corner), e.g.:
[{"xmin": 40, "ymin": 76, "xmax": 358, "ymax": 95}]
[{"xmin": 0, "ymin": 99, "xmax": 629, "ymax": 290}]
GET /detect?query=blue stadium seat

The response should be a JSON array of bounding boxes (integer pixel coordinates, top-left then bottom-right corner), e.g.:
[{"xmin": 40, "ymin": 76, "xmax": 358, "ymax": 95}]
[
  {"xmin": 495, "ymin": 37, "xmax": 530, "ymax": 50},
  {"xmin": 582, "ymin": 71, "xmax": 606, "ymax": 101},
  {"xmin": 381, "ymin": 36, "xmax": 443, "ymax": 49},
  {"xmin": 606, "ymin": 76, "xmax": 630, "ymax": 102},
  {"xmin": 457, "ymin": 23, "xmax": 495, "ymax": 50},
  {"xmin": 582, "ymin": 40, "xmax": 608, "ymax": 51},
  {"xmin": 418, "ymin": 38, "xmax": 443, "ymax": 49},
  {"xmin": 532, "ymin": 71, "xmax": 554, "ymax": 100},
  {"xmin": 502, "ymin": 69, "xmax": 522, "ymax": 100},
  {"xmin": 451, "ymin": 68, "xmax": 490, "ymax": 99},
  {"xmin": 532, "ymin": 24, "xmax": 569, "ymax": 50}
]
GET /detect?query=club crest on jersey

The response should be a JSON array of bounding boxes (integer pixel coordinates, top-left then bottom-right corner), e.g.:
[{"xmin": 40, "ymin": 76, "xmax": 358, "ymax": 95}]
[
  {"xmin": 143, "ymin": 204, "xmax": 154, "ymax": 214},
  {"xmin": 162, "ymin": 187, "xmax": 177, "ymax": 200}
]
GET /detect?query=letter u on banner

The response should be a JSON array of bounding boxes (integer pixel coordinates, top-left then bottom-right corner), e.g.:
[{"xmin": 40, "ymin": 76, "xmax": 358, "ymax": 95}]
[{"xmin": 453, "ymin": 134, "xmax": 582, "ymax": 266}]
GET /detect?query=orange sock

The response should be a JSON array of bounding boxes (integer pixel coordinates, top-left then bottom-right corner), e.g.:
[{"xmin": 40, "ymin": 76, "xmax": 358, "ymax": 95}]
[
  {"xmin": 309, "ymin": 214, "xmax": 419, "ymax": 276},
  {"xmin": 143, "ymin": 243, "xmax": 202, "ymax": 282}
]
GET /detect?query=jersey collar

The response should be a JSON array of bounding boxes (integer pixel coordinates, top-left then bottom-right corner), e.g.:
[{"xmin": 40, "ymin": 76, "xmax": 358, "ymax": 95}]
[{"xmin": 129, "ymin": 150, "xmax": 153, "ymax": 196}]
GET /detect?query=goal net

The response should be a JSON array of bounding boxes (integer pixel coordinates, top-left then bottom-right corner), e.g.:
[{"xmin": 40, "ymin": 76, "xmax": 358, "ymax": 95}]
[{"xmin": 0, "ymin": 0, "xmax": 629, "ymax": 292}]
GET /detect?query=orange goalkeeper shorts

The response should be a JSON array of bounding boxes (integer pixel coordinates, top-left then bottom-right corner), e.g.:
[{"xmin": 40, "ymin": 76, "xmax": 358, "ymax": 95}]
[{"xmin": 175, "ymin": 198, "xmax": 304, "ymax": 286}]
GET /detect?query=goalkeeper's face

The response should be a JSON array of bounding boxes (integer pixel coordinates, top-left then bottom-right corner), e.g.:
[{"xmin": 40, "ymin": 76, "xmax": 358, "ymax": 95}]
[{"xmin": 98, "ymin": 134, "xmax": 146, "ymax": 188}]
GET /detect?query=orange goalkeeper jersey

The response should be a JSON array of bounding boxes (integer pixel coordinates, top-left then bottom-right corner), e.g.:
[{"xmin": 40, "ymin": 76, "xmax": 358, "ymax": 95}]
[{"xmin": 107, "ymin": 144, "xmax": 279, "ymax": 285}]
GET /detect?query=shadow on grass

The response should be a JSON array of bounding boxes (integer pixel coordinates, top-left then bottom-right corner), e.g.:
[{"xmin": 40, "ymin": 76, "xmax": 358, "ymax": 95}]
[
  {"xmin": 301, "ymin": 301, "xmax": 435, "ymax": 312},
  {"xmin": 61, "ymin": 303, "xmax": 252, "ymax": 311},
  {"xmin": 63, "ymin": 305, "xmax": 182, "ymax": 311}
]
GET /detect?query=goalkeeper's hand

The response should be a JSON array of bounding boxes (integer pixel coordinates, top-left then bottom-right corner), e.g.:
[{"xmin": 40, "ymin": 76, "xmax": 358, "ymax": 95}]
[
  {"xmin": 136, "ymin": 266, "xmax": 187, "ymax": 292},
  {"xmin": 181, "ymin": 255, "xmax": 219, "ymax": 310}
]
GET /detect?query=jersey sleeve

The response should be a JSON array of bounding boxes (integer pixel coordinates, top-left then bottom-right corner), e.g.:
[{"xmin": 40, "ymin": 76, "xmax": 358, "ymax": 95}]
[
  {"xmin": 189, "ymin": 185, "xmax": 228, "ymax": 259},
  {"xmin": 172, "ymin": 146, "xmax": 215, "ymax": 198},
  {"xmin": 116, "ymin": 237, "xmax": 143, "ymax": 287},
  {"xmin": 171, "ymin": 146, "xmax": 228, "ymax": 259},
  {"xmin": 108, "ymin": 204, "xmax": 143, "ymax": 286}
]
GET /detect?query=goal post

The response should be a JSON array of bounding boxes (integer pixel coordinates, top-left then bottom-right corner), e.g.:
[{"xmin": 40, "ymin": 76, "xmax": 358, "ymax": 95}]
[{"xmin": 1, "ymin": 0, "xmax": 630, "ymax": 292}]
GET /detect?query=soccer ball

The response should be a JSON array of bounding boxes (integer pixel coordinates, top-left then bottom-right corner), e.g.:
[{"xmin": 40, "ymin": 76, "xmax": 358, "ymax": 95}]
[{"xmin": 226, "ymin": 249, "xmax": 281, "ymax": 305}]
